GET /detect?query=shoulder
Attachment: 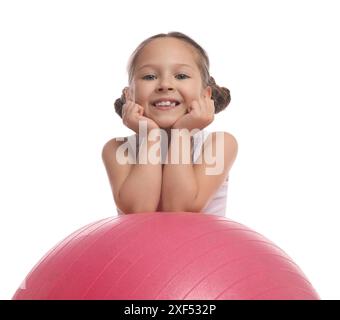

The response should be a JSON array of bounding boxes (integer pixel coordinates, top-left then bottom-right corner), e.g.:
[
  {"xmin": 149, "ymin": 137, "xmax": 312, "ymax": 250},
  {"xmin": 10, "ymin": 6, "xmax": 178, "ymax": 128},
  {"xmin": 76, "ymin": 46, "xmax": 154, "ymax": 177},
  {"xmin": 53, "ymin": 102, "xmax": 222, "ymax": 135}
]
[
  {"xmin": 194, "ymin": 130, "xmax": 238, "ymax": 173},
  {"xmin": 190, "ymin": 131, "xmax": 237, "ymax": 211},
  {"xmin": 193, "ymin": 130, "xmax": 238, "ymax": 163},
  {"xmin": 102, "ymin": 136, "xmax": 130, "ymax": 155},
  {"xmin": 101, "ymin": 136, "xmax": 134, "ymax": 207},
  {"xmin": 101, "ymin": 136, "xmax": 132, "ymax": 165},
  {"xmin": 201, "ymin": 131, "xmax": 238, "ymax": 177},
  {"xmin": 209, "ymin": 131, "xmax": 237, "ymax": 143},
  {"xmin": 205, "ymin": 131, "xmax": 238, "ymax": 156}
]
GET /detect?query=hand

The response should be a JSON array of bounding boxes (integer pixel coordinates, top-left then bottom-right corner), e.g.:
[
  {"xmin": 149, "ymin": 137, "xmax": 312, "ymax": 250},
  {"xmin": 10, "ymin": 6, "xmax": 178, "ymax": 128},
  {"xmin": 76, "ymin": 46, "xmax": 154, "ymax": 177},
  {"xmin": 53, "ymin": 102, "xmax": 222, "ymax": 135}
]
[
  {"xmin": 122, "ymin": 100, "xmax": 159, "ymax": 134},
  {"xmin": 172, "ymin": 95, "xmax": 215, "ymax": 131}
]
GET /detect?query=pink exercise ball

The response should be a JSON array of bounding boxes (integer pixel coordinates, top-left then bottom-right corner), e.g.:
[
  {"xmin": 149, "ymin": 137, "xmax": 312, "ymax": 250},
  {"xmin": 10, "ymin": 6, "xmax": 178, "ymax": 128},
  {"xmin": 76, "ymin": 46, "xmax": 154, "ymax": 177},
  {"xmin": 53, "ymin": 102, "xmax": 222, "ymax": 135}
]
[{"xmin": 13, "ymin": 212, "xmax": 319, "ymax": 300}]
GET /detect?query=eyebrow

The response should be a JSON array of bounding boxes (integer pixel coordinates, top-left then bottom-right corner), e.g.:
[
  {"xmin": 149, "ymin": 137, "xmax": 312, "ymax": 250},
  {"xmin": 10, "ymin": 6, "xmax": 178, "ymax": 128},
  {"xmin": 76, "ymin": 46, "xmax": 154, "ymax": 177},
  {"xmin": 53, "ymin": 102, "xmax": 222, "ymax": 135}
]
[{"xmin": 137, "ymin": 63, "xmax": 194, "ymax": 71}]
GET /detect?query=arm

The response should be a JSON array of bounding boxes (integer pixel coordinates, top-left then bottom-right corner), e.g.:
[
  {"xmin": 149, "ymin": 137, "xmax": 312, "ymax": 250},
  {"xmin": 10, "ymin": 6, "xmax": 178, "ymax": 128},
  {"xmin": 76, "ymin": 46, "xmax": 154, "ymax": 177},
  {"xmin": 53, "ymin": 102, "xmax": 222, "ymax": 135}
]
[
  {"xmin": 161, "ymin": 129, "xmax": 198, "ymax": 211},
  {"xmin": 119, "ymin": 132, "xmax": 162, "ymax": 213},
  {"xmin": 161, "ymin": 131, "xmax": 238, "ymax": 212},
  {"xmin": 102, "ymin": 132, "xmax": 162, "ymax": 214}
]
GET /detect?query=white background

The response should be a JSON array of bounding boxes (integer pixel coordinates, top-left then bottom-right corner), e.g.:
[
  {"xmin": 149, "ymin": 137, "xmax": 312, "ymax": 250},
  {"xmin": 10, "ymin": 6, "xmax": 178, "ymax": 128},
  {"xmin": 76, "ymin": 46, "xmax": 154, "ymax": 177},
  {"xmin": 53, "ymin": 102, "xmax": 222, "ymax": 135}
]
[{"xmin": 0, "ymin": 0, "xmax": 339, "ymax": 300}]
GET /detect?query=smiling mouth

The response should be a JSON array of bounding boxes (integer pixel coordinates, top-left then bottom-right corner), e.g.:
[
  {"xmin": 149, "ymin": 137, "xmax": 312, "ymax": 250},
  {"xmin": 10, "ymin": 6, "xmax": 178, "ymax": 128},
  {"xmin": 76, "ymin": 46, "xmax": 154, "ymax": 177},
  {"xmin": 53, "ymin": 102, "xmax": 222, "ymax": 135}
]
[
  {"xmin": 152, "ymin": 104, "xmax": 180, "ymax": 110},
  {"xmin": 151, "ymin": 101, "xmax": 181, "ymax": 110}
]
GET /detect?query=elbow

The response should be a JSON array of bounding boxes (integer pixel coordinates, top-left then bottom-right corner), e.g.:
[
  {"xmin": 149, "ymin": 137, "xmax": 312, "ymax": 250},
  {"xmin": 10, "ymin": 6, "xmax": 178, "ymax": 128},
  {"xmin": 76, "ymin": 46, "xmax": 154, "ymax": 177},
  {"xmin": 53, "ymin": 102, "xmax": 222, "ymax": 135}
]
[
  {"xmin": 162, "ymin": 201, "xmax": 201, "ymax": 213},
  {"xmin": 119, "ymin": 204, "xmax": 158, "ymax": 214},
  {"xmin": 116, "ymin": 191, "xmax": 159, "ymax": 214},
  {"xmin": 127, "ymin": 207, "xmax": 158, "ymax": 214},
  {"xmin": 161, "ymin": 190, "xmax": 203, "ymax": 213},
  {"xmin": 165, "ymin": 201, "xmax": 206, "ymax": 213}
]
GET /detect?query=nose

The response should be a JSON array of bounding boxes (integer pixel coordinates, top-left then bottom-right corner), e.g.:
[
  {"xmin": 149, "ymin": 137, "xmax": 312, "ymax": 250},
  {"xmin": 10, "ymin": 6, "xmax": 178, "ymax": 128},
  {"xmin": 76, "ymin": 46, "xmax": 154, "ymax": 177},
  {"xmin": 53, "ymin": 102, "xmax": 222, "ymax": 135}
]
[{"xmin": 156, "ymin": 77, "xmax": 174, "ymax": 93}]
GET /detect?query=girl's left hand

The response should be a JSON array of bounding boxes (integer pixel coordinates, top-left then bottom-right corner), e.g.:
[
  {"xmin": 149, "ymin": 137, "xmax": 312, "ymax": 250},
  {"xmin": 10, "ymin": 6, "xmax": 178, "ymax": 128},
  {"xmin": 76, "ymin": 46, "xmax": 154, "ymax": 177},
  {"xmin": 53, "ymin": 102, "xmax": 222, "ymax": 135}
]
[{"xmin": 172, "ymin": 95, "xmax": 215, "ymax": 131}]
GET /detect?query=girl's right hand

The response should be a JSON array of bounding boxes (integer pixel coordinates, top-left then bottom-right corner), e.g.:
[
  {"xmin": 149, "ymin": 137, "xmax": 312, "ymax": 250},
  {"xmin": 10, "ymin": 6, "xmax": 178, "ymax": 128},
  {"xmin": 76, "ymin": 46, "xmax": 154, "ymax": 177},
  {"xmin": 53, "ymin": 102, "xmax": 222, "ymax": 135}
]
[{"xmin": 122, "ymin": 100, "xmax": 159, "ymax": 134}]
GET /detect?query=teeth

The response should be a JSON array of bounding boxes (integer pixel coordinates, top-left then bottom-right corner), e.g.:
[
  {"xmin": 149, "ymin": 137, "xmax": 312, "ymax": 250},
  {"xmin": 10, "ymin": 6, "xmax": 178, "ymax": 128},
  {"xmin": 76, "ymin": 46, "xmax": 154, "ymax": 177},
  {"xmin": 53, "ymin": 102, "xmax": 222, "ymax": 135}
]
[{"xmin": 154, "ymin": 101, "xmax": 177, "ymax": 107}]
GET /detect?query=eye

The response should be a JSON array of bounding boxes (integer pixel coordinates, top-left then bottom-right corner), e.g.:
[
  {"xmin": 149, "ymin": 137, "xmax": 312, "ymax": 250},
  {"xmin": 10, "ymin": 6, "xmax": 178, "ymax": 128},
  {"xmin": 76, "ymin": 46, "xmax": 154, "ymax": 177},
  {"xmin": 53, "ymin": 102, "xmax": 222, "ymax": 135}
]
[
  {"xmin": 176, "ymin": 74, "xmax": 189, "ymax": 80},
  {"xmin": 142, "ymin": 74, "xmax": 156, "ymax": 80}
]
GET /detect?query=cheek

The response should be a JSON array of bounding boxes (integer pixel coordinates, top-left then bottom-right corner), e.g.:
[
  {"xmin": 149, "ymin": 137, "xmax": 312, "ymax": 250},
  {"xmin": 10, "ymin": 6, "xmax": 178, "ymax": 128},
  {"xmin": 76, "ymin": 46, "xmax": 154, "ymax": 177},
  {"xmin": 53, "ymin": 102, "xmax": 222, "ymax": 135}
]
[
  {"xmin": 181, "ymin": 86, "xmax": 203, "ymax": 100},
  {"xmin": 134, "ymin": 90, "xmax": 145, "ymax": 101},
  {"xmin": 134, "ymin": 84, "xmax": 153, "ymax": 102}
]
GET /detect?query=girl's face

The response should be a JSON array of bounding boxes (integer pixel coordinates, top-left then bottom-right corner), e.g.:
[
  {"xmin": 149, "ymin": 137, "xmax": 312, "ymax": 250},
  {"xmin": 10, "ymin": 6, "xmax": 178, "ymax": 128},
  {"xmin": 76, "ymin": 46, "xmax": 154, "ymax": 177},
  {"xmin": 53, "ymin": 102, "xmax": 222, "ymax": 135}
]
[{"xmin": 126, "ymin": 37, "xmax": 211, "ymax": 129}]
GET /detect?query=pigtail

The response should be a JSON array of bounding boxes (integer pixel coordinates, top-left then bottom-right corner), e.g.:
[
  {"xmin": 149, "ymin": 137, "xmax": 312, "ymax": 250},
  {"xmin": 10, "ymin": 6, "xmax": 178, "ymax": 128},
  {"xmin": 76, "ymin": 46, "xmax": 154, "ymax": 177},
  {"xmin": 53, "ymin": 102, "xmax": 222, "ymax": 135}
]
[
  {"xmin": 208, "ymin": 76, "xmax": 231, "ymax": 114},
  {"xmin": 114, "ymin": 89, "xmax": 126, "ymax": 118}
]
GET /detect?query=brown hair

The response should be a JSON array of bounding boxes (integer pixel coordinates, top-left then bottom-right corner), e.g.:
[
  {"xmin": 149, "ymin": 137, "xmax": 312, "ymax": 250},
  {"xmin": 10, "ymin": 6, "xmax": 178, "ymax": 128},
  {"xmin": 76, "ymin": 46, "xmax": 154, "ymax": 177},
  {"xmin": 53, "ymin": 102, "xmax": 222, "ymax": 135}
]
[{"xmin": 114, "ymin": 31, "xmax": 231, "ymax": 118}]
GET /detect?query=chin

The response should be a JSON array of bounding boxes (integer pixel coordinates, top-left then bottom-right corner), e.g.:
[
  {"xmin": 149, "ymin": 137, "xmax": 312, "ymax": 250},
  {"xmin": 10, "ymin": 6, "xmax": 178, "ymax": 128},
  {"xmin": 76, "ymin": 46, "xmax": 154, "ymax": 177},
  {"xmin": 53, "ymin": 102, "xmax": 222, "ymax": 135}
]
[
  {"xmin": 147, "ymin": 115, "xmax": 181, "ymax": 128},
  {"xmin": 155, "ymin": 121, "xmax": 176, "ymax": 130}
]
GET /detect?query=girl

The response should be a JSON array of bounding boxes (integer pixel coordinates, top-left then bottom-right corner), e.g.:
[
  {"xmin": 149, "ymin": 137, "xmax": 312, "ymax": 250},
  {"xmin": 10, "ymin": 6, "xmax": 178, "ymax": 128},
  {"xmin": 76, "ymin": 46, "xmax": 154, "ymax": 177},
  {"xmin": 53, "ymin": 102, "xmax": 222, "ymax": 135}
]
[{"xmin": 102, "ymin": 32, "xmax": 238, "ymax": 216}]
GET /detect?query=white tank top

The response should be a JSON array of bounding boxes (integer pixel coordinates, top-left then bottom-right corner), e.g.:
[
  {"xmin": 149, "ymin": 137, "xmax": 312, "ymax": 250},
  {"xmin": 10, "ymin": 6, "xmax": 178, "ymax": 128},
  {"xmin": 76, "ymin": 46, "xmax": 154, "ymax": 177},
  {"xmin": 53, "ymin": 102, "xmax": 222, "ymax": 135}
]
[{"xmin": 116, "ymin": 130, "xmax": 228, "ymax": 217}]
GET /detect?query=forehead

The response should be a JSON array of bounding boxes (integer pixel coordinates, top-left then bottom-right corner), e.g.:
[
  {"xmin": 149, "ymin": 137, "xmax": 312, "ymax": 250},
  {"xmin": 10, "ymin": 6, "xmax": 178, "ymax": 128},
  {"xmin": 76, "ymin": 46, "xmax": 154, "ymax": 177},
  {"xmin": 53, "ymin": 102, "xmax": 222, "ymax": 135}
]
[{"xmin": 135, "ymin": 37, "xmax": 199, "ymax": 70}]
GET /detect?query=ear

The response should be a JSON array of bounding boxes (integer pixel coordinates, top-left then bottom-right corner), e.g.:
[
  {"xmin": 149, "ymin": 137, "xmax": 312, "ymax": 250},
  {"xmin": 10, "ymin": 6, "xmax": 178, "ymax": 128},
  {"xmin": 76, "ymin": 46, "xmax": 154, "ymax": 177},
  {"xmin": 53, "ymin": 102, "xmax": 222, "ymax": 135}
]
[{"xmin": 204, "ymin": 85, "xmax": 212, "ymax": 99}]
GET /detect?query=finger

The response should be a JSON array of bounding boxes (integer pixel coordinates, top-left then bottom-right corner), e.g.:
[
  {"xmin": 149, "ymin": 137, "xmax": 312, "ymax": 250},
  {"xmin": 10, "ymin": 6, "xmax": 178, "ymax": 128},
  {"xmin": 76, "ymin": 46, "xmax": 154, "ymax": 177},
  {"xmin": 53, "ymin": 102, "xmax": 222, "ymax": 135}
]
[
  {"xmin": 124, "ymin": 87, "xmax": 135, "ymax": 103},
  {"xmin": 192, "ymin": 99, "xmax": 203, "ymax": 114},
  {"xmin": 123, "ymin": 100, "xmax": 135, "ymax": 120},
  {"xmin": 122, "ymin": 103, "xmax": 128, "ymax": 123},
  {"xmin": 205, "ymin": 95, "xmax": 214, "ymax": 111},
  {"xmin": 210, "ymin": 97, "xmax": 215, "ymax": 113},
  {"xmin": 210, "ymin": 99, "xmax": 215, "ymax": 113},
  {"xmin": 137, "ymin": 105, "xmax": 144, "ymax": 116},
  {"xmin": 121, "ymin": 102, "xmax": 129, "ymax": 119},
  {"xmin": 202, "ymin": 95, "xmax": 213, "ymax": 114},
  {"xmin": 121, "ymin": 102, "xmax": 131, "ymax": 125},
  {"xmin": 130, "ymin": 103, "xmax": 141, "ymax": 121},
  {"xmin": 191, "ymin": 100, "xmax": 200, "ymax": 110},
  {"xmin": 131, "ymin": 103, "xmax": 145, "ymax": 123}
]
